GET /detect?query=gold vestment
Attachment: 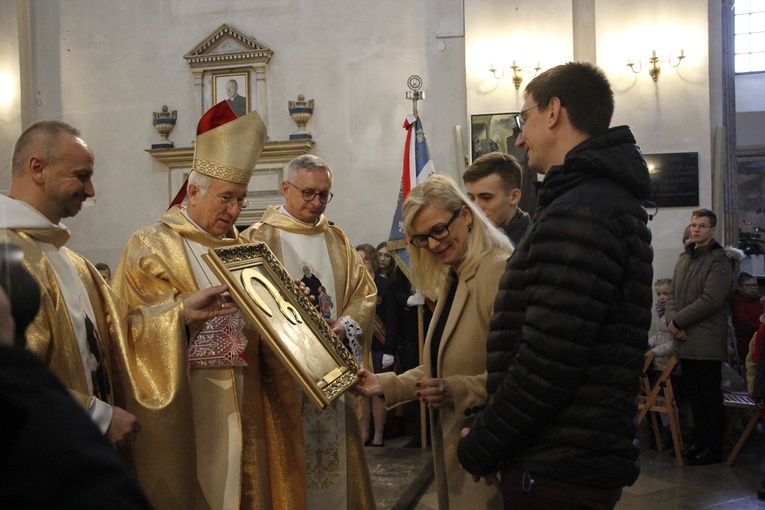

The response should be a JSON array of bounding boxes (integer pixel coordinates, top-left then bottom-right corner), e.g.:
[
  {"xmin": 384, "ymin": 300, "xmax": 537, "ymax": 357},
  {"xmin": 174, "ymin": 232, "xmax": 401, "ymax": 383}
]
[
  {"xmin": 242, "ymin": 205, "xmax": 376, "ymax": 509},
  {"xmin": 113, "ymin": 206, "xmax": 305, "ymax": 510},
  {"xmin": 0, "ymin": 227, "xmax": 140, "ymax": 413}
]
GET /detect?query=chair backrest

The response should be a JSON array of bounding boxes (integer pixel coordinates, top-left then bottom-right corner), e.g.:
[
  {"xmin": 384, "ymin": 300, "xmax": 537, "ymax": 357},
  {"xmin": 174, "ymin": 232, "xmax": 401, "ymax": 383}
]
[
  {"xmin": 638, "ymin": 354, "xmax": 679, "ymax": 422},
  {"xmin": 638, "ymin": 353, "xmax": 684, "ymax": 466}
]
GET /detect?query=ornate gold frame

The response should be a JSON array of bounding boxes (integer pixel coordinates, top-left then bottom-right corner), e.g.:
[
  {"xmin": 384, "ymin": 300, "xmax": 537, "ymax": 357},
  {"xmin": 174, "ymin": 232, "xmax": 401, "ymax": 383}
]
[{"xmin": 202, "ymin": 243, "xmax": 359, "ymax": 410}]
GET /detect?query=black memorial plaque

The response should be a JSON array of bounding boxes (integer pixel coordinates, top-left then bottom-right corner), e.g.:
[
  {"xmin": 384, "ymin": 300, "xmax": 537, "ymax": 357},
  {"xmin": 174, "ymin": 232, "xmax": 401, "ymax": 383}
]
[{"xmin": 645, "ymin": 152, "xmax": 699, "ymax": 208}]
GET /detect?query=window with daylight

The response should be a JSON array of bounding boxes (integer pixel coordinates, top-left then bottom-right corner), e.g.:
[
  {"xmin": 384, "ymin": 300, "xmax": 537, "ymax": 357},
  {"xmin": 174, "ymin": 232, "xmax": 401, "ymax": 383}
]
[{"xmin": 735, "ymin": 0, "xmax": 765, "ymax": 73}]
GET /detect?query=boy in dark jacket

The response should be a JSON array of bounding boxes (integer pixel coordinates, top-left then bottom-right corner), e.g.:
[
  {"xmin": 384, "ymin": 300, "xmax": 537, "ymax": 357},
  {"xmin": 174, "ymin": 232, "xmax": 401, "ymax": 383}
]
[{"xmin": 458, "ymin": 62, "xmax": 653, "ymax": 509}]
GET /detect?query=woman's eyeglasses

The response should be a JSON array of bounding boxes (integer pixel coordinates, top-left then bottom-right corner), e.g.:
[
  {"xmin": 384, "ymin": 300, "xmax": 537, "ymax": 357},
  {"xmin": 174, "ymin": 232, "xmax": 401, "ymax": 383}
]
[{"xmin": 409, "ymin": 210, "xmax": 460, "ymax": 248}]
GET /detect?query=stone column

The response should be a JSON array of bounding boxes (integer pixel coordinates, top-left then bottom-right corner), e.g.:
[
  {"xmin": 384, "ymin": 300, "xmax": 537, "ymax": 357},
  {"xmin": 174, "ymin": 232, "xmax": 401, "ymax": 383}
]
[
  {"xmin": 254, "ymin": 66, "xmax": 268, "ymax": 125},
  {"xmin": 721, "ymin": 0, "xmax": 738, "ymax": 246},
  {"xmin": 572, "ymin": 0, "xmax": 596, "ymax": 62}
]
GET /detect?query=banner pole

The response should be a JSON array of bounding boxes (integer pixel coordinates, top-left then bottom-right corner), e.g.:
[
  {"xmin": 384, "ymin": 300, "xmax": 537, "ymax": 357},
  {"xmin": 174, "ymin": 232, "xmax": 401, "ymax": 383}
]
[{"xmin": 418, "ymin": 305, "xmax": 427, "ymax": 449}]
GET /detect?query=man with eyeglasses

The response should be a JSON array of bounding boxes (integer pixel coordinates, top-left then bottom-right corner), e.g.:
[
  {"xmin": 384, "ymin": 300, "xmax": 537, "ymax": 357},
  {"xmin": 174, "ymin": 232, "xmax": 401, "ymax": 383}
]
[
  {"xmin": 242, "ymin": 154, "xmax": 377, "ymax": 509},
  {"xmin": 458, "ymin": 62, "xmax": 653, "ymax": 509},
  {"xmin": 113, "ymin": 103, "xmax": 305, "ymax": 509},
  {"xmin": 665, "ymin": 208, "xmax": 738, "ymax": 466}
]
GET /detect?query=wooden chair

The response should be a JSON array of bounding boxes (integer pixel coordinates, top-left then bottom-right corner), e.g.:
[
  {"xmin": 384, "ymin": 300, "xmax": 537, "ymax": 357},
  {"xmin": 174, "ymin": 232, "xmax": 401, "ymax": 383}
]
[
  {"xmin": 638, "ymin": 353, "xmax": 685, "ymax": 467},
  {"xmin": 722, "ymin": 391, "xmax": 761, "ymax": 466}
]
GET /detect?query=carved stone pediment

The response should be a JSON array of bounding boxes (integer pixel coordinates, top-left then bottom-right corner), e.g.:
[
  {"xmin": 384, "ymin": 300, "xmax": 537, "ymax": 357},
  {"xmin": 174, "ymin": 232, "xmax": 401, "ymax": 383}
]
[
  {"xmin": 184, "ymin": 24, "xmax": 272, "ymax": 68},
  {"xmin": 183, "ymin": 24, "xmax": 273, "ymax": 123},
  {"xmin": 149, "ymin": 24, "xmax": 314, "ymax": 223}
]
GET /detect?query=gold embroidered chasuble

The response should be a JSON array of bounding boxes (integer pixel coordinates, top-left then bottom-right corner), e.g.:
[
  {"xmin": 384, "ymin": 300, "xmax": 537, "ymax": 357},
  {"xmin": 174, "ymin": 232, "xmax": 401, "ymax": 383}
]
[
  {"xmin": 0, "ymin": 226, "xmax": 136, "ymax": 413},
  {"xmin": 241, "ymin": 205, "xmax": 376, "ymax": 510},
  {"xmin": 113, "ymin": 205, "xmax": 306, "ymax": 510}
]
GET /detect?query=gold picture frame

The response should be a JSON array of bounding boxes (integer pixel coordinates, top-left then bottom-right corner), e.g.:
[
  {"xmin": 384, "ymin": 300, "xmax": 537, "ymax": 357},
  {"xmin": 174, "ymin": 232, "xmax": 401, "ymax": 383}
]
[{"xmin": 202, "ymin": 243, "xmax": 359, "ymax": 410}]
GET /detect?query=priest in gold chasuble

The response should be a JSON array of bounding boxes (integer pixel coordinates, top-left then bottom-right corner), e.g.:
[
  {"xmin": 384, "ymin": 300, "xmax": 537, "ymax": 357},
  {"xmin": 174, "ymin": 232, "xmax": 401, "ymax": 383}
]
[
  {"xmin": 242, "ymin": 154, "xmax": 377, "ymax": 510},
  {"xmin": 0, "ymin": 121, "xmax": 146, "ymax": 452},
  {"xmin": 113, "ymin": 103, "xmax": 305, "ymax": 510}
]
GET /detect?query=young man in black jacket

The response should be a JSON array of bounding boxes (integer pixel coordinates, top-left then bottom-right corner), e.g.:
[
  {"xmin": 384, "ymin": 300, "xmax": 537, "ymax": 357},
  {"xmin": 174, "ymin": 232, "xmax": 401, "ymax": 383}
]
[{"xmin": 458, "ymin": 61, "xmax": 653, "ymax": 509}]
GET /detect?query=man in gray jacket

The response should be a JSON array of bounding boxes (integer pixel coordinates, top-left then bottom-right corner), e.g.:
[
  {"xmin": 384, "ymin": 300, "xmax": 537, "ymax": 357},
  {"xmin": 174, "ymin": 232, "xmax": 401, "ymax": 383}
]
[{"xmin": 665, "ymin": 208, "xmax": 736, "ymax": 466}]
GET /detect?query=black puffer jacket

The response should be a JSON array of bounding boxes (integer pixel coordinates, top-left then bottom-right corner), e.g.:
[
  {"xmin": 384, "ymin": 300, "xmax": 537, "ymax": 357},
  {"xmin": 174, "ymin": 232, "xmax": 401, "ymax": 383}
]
[{"xmin": 458, "ymin": 126, "xmax": 653, "ymax": 489}]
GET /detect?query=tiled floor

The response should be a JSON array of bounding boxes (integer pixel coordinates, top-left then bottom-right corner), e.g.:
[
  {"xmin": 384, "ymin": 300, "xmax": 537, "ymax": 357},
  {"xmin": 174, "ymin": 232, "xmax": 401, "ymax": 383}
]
[
  {"xmin": 366, "ymin": 433, "xmax": 433, "ymax": 509},
  {"xmin": 369, "ymin": 420, "xmax": 765, "ymax": 509}
]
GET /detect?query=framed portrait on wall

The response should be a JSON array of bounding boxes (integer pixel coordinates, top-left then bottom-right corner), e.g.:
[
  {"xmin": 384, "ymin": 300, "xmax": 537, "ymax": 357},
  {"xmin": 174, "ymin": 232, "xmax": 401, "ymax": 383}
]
[
  {"xmin": 470, "ymin": 112, "xmax": 520, "ymax": 161},
  {"xmin": 470, "ymin": 111, "xmax": 538, "ymax": 215},
  {"xmin": 212, "ymin": 72, "xmax": 249, "ymax": 117},
  {"xmin": 202, "ymin": 243, "xmax": 360, "ymax": 410}
]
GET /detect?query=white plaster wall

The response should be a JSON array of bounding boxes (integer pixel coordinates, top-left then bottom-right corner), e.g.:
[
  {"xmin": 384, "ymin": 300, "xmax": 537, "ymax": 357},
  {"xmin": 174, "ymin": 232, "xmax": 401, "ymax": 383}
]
[
  {"xmin": 464, "ymin": 0, "xmax": 574, "ymax": 117},
  {"xmin": 0, "ymin": 1, "xmax": 22, "ymax": 192},
  {"xmin": 465, "ymin": 0, "xmax": 717, "ymax": 285},
  {"xmin": 597, "ymin": 0, "xmax": 714, "ymax": 283},
  {"xmin": 9, "ymin": 0, "xmax": 467, "ymax": 267}
]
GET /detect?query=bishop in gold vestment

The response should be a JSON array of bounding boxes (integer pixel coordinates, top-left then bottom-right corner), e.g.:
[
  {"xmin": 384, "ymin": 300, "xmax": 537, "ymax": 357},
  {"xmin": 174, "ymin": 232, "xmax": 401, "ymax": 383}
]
[
  {"xmin": 242, "ymin": 154, "xmax": 377, "ymax": 510},
  {"xmin": 114, "ymin": 104, "xmax": 306, "ymax": 510},
  {"xmin": 114, "ymin": 206, "xmax": 305, "ymax": 510}
]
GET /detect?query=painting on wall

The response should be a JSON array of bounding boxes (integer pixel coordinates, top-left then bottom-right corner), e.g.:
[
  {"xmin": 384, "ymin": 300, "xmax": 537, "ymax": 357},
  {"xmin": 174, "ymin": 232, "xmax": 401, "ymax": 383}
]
[
  {"xmin": 470, "ymin": 112, "xmax": 520, "ymax": 161},
  {"xmin": 470, "ymin": 112, "xmax": 537, "ymax": 215},
  {"xmin": 212, "ymin": 72, "xmax": 249, "ymax": 117}
]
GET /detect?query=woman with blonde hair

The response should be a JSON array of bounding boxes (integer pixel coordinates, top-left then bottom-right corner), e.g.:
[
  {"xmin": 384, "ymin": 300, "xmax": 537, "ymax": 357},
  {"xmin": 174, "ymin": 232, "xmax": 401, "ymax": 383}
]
[{"xmin": 355, "ymin": 174, "xmax": 512, "ymax": 509}]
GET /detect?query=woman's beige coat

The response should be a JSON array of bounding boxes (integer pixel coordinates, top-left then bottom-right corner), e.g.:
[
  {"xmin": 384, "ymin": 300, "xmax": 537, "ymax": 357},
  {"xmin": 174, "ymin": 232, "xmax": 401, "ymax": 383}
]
[{"xmin": 378, "ymin": 250, "xmax": 507, "ymax": 510}]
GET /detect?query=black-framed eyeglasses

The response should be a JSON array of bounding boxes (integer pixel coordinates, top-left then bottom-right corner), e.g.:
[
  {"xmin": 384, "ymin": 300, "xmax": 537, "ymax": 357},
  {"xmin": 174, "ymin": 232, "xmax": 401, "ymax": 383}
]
[
  {"xmin": 287, "ymin": 181, "xmax": 334, "ymax": 204},
  {"xmin": 409, "ymin": 210, "xmax": 460, "ymax": 248},
  {"xmin": 214, "ymin": 195, "xmax": 250, "ymax": 210},
  {"xmin": 514, "ymin": 104, "xmax": 539, "ymax": 133}
]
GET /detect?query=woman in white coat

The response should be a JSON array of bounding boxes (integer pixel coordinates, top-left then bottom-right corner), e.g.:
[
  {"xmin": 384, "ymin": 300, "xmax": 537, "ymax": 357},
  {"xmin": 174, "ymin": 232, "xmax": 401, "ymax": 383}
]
[{"xmin": 355, "ymin": 174, "xmax": 513, "ymax": 509}]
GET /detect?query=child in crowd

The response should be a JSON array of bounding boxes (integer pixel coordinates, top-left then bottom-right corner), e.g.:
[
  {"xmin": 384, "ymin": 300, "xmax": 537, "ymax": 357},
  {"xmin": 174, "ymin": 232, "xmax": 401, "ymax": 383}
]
[
  {"xmin": 649, "ymin": 278, "xmax": 681, "ymax": 372},
  {"xmin": 731, "ymin": 272, "xmax": 764, "ymax": 365},
  {"xmin": 647, "ymin": 278, "xmax": 682, "ymax": 446}
]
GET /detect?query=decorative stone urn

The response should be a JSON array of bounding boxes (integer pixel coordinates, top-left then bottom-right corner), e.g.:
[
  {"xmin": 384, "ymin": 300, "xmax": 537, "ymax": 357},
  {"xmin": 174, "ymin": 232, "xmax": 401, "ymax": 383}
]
[
  {"xmin": 152, "ymin": 105, "xmax": 177, "ymax": 149},
  {"xmin": 288, "ymin": 94, "xmax": 314, "ymax": 140}
]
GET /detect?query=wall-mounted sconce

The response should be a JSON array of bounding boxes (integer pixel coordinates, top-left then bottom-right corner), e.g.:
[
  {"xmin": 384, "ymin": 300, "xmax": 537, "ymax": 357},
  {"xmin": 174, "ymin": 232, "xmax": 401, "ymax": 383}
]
[
  {"xmin": 627, "ymin": 50, "xmax": 685, "ymax": 82},
  {"xmin": 489, "ymin": 61, "xmax": 542, "ymax": 90}
]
